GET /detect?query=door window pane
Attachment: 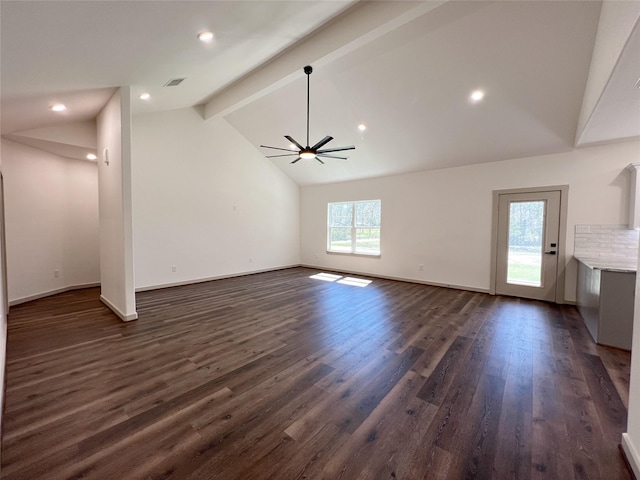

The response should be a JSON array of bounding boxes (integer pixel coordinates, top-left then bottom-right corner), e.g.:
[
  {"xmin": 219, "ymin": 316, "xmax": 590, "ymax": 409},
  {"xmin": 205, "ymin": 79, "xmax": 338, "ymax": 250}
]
[{"xmin": 507, "ymin": 201, "xmax": 544, "ymax": 287}]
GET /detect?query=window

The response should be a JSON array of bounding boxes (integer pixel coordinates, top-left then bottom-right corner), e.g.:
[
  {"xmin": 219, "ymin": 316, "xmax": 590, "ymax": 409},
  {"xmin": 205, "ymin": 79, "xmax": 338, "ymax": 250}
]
[{"xmin": 328, "ymin": 200, "xmax": 381, "ymax": 255}]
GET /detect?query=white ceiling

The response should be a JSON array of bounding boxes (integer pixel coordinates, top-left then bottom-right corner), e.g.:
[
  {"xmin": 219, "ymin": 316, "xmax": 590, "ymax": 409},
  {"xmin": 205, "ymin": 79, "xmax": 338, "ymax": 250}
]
[
  {"xmin": 0, "ymin": 0, "xmax": 355, "ymax": 133},
  {"xmin": 1, "ymin": 1, "xmax": 639, "ymax": 185}
]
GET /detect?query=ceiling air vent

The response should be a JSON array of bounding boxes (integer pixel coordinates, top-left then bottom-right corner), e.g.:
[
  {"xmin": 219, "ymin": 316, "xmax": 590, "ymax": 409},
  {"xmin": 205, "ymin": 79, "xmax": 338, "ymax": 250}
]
[{"xmin": 164, "ymin": 78, "xmax": 186, "ymax": 87}]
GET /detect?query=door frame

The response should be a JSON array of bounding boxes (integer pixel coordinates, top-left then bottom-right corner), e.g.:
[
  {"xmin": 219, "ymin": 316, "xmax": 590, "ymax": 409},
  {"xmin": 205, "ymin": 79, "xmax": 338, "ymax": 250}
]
[{"xmin": 489, "ymin": 185, "xmax": 569, "ymax": 303}]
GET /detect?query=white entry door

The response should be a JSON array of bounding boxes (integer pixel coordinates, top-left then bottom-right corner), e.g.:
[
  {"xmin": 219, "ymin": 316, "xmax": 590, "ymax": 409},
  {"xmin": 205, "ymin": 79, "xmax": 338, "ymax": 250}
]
[{"xmin": 495, "ymin": 190, "xmax": 561, "ymax": 302}]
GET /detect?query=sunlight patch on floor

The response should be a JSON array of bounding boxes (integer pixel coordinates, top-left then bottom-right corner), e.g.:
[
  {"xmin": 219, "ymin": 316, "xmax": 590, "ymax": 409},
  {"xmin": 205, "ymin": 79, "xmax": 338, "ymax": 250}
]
[
  {"xmin": 309, "ymin": 272, "xmax": 372, "ymax": 287},
  {"xmin": 309, "ymin": 273, "xmax": 343, "ymax": 282},
  {"xmin": 337, "ymin": 277, "xmax": 372, "ymax": 288}
]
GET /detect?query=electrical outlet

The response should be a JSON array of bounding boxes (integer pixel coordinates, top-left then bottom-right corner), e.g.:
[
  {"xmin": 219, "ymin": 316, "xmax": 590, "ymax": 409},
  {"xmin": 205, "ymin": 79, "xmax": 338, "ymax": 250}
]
[
  {"xmin": 249, "ymin": 257, "xmax": 253, "ymax": 263},
  {"xmin": 54, "ymin": 269, "xmax": 60, "ymax": 278},
  {"xmin": 575, "ymin": 225, "xmax": 591, "ymax": 234},
  {"xmin": 419, "ymin": 264, "xmax": 424, "ymax": 271},
  {"xmin": 171, "ymin": 265, "xmax": 177, "ymax": 273}
]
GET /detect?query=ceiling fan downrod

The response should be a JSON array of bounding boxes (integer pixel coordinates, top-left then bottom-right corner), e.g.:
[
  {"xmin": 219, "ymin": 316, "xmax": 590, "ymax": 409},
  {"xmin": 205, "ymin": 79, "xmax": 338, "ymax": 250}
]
[
  {"xmin": 304, "ymin": 65, "xmax": 312, "ymax": 148},
  {"xmin": 259, "ymin": 65, "xmax": 355, "ymax": 164}
]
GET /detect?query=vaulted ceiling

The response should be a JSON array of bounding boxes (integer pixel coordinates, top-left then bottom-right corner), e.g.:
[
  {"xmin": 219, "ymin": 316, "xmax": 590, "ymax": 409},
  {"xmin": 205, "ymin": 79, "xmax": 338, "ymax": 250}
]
[{"xmin": 2, "ymin": 1, "xmax": 639, "ymax": 186}]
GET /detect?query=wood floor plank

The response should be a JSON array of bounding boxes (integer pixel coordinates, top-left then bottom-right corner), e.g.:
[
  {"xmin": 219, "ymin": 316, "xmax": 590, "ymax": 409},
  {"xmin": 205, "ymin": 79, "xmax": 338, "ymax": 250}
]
[
  {"xmin": 284, "ymin": 347, "xmax": 411, "ymax": 442},
  {"xmin": 416, "ymin": 335, "xmax": 473, "ymax": 406},
  {"xmin": 445, "ymin": 373, "xmax": 506, "ymax": 479},
  {"xmin": 320, "ymin": 370, "xmax": 438, "ymax": 480},
  {"xmin": 578, "ymin": 352, "xmax": 628, "ymax": 443},
  {"xmin": 1, "ymin": 267, "xmax": 633, "ymax": 480},
  {"xmin": 492, "ymin": 346, "xmax": 534, "ymax": 480}
]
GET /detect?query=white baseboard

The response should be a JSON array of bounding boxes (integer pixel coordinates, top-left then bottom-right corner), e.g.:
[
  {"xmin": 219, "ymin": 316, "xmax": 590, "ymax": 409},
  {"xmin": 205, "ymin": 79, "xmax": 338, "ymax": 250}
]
[
  {"xmin": 9, "ymin": 282, "xmax": 100, "ymax": 306},
  {"xmin": 134, "ymin": 264, "xmax": 300, "ymax": 292},
  {"xmin": 299, "ymin": 264, "xmax": 491, "ymax": 294},
  {"xmin": 100, "ymin": 295, "xmax": 138, "ymax": 322},
  {"xmin": 622, "ymin": 433, "xmax": 640, "ymax": 479},
  {"xmin": 136, "ymin": 264, "xmax": 490, "ymax": 295}
]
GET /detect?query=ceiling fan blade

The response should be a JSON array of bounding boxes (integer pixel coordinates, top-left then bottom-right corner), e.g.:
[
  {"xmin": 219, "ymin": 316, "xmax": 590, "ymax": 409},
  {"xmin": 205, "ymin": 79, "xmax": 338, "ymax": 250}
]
[
  {"xmin": 316, "ymin": 145, "xmax": 356, "ymax": 154},
  {"xmin": 260, "ymin": 145, "xmax": 299, "ymax": 153},
  {"xmin": 317, "ymin": 153, "xmax": 348, "ymax": 160},
  {"xmin": 310, "ymin": 136, "xmax": 333, "ymax": 151},
  {"xmin": 266, "ymin": 153, "xmax": 301, "ymax": 158},
  {"xmin": 285, "ymin": 136, "xmax": 304, "ymax": 150},
  {"xmin": 262, "ymin": 68, "xmax": 357, "ymax": 164}
]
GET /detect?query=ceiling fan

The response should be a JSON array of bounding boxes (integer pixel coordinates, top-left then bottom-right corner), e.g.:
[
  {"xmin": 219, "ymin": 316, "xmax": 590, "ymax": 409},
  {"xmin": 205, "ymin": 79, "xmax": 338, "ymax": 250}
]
[{"xmin": 260, "ymin": 65, "xmax": 355, "ymax": 165}]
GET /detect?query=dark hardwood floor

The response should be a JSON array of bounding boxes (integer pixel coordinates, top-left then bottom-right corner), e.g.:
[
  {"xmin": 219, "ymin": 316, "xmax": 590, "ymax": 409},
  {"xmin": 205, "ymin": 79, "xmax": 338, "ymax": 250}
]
[{"xmin": 1, "ymin": 267, "xmax": 633, "ymax": 479}]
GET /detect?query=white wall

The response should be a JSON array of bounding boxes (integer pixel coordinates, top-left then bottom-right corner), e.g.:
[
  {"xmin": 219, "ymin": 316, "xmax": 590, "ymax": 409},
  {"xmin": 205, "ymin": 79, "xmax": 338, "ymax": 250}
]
[
  {"xmin": 301, "ymin": 139, "xmax": 640, "ymax": 303},
  {"xmin": 624, "ymin": 269, "xmax": 640, "ymax": 476},
  {"xmin": 97, "ymin": 87, "xmax": 137, "ymax": 321},
  {"xmin": 0, "ymin": 149, "xmax": 7, "ymax": 436},
  {"xmin": 131, "ymin": 107, "xmax": 300, "ymax": 290},
  {"xmin": 624, "ymin": 206, "xmax": 640, "ymax": 477},
  {"xmin": 1, "ymin": 139, "xmax": 99, "ymax": 303}
]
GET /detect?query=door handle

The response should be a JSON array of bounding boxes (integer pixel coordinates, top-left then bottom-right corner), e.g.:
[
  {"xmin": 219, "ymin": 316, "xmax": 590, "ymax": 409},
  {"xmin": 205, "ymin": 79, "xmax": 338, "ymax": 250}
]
[{"xmin": 544, "ymin": 251, "xmax": 556, "ymax": 255}]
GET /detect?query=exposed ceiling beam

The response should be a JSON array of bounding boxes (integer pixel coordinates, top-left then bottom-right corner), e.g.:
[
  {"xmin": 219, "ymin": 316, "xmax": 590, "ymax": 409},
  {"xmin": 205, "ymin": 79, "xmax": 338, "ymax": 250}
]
[
  {"xmin": 575, "ymin": 1, "xmax": 640, "ymax": 145},
  {"xmin": 202, "ymin": 0, "xmax": 447, "ymax": 121}
]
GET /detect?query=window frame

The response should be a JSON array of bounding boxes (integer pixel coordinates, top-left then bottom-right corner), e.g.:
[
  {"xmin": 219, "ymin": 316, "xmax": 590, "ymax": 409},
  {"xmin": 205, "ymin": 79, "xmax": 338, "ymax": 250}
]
[{"xmin": 327, "ymin": 199, "xmax": 381, "ymax": 256}]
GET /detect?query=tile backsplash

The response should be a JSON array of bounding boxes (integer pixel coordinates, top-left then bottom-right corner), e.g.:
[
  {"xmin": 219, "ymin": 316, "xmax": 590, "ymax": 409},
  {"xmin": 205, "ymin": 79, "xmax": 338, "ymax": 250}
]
[{"xmin": 574, "ymin": 224, "xmax": 639, "ymax": 259}]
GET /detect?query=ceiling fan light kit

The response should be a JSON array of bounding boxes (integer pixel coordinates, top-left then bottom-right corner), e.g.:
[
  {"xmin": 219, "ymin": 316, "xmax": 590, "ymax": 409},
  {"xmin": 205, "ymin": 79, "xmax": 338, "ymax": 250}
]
[{"xmin": 260, "ymin": 65, "xmax": 355, "ymax": 165}]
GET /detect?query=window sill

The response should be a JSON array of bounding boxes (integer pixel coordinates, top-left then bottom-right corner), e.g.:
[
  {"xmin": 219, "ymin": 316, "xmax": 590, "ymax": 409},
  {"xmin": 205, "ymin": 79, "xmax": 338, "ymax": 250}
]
[{"xmin": 326, "ymin": 251, "xmax": 381, "ymax": 259}]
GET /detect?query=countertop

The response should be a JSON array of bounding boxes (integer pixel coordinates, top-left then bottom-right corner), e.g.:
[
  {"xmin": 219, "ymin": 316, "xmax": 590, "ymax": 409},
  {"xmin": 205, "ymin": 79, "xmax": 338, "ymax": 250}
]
[{"xmin": 574, "ymin": 255, "xmax": 637, "ymax": 273}]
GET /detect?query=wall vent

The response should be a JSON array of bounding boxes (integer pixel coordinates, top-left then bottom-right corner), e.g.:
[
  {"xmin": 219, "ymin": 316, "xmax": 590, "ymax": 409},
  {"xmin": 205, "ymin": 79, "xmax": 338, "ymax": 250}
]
[{"xmin": 164, "ymin": 78, "xmax": 186, "ymax": 87}]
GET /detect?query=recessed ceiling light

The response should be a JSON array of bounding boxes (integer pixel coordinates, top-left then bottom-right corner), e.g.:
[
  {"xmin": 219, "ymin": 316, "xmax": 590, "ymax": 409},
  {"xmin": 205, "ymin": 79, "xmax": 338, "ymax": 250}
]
[
  {"xmin": 86, "ymin": 153, "xmax": 97, "ymax": 160},
  {"xmin": 50, "ymin": 103, "xmax": 67, "ymax": 112},
  {"xmin": 139, "ymin": 92, "xmax": 151, "ymax": 101},
  {"xmin": 470, "ymin": 90, "xmax": 485, "ymax": 103},
  {"xmin": 358, "ymin": 123, "xmax": 367, "ymax": 131},
  {"xmin": 198, "ymin": 31, "xmax": 214, "ymax": 43}
]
